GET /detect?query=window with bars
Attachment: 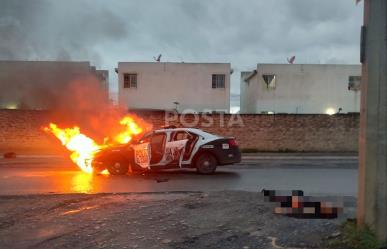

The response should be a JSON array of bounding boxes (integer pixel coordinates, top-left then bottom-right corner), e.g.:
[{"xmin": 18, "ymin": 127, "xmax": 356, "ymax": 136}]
[
  {"xmin": 123, "ymin": 73, "xmax": 137, "ymax": 88},
  {"xmin": 212, "ymin": 74, "xmax": 225, "ymax": 88}
]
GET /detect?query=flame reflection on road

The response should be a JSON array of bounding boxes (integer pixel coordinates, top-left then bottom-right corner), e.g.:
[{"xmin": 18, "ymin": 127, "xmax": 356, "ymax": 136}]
[
  {"xmin": 52, "ymin": 170, "xmax": 110, "ymax": 194},
  {"xmin": 71, "ymin": 172, "xmax": 95, "ymax": 193}
]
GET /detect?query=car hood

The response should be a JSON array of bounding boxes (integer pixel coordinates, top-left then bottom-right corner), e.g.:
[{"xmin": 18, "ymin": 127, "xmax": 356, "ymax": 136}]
[{"xmin": 95, "ymin": 143, "xmax": 130, "ymax": 157}]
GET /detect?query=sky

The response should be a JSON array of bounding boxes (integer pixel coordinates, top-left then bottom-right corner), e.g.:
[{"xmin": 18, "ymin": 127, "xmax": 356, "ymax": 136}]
[{"xmin": 0, "ymin": 0, "xmax": 363, "ymax": 111}]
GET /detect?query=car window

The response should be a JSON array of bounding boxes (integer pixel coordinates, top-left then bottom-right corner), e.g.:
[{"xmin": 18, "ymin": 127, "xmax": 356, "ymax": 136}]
[
  {"xmin": 174, "ymin": 131, "xmax": 187, "ymax": 141},
  {"xmin": 139, "ymin": 134, "xmax": 152, "ymax": 143},
  {"xmin": 151, "ymin": 133, "xmax": 166, "ymax": 146},
  {"xmin": 173, "ymin": 131, "xmax": 189, "ymax": 141},
  {"xmin": 173, "ymin": 131, "xmax": 197, "ymax": 142}
]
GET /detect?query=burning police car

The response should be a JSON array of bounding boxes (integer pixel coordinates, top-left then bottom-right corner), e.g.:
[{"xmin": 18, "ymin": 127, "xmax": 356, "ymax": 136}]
[{"xmin": 92, "ymin": 127, "xmax": 241, "ymax": 175}]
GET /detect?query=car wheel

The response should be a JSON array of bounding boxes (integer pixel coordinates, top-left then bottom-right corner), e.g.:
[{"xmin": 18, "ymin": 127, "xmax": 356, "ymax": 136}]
[
  {"xmin": 196, "ymin": 153, "xmax": 217, "ymax": 174},
  {"xmin": 107, "ymin": 157, "xmax": 129, "ymax": 175}
]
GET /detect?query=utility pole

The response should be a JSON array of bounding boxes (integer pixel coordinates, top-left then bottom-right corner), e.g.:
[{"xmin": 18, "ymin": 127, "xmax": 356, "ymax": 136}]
[{"xmin": 358, "ymin": 0, "xmax": 387, "ymax": 242}]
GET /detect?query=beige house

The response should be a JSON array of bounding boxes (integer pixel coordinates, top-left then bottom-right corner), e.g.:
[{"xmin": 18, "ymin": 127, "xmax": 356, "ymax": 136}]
[
  {"xmin": 117, "ymin": 62, "xmax": 231, "ymax": 113},
  {"xmin": 240, "ymin": 64, "xmax": 362, "ymax": 114}
]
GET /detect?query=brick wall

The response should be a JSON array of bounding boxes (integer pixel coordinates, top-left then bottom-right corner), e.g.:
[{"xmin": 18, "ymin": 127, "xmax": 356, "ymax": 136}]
[
  {"xmin": 0, "ymin": 110, "xmax": 359, "ymax": 154},
  {"xmin": 0, "ymin": 110, "xmax": 61, "ymax": 154}
]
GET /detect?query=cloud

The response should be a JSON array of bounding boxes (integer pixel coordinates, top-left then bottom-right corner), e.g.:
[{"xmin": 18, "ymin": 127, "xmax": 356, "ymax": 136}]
[
  {"xmin": 0, "ymin": 0, "xmax": 128, "ymax": 63},
  {"xmin": 0, "ymin": 0, "xmax": 363, "ymax": 106}
]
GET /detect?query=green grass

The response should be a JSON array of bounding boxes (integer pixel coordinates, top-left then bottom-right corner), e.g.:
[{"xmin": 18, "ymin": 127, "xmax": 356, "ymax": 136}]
[{"xmin": 329, "ymin": 219, "xmax": 386, "ymax": 249}]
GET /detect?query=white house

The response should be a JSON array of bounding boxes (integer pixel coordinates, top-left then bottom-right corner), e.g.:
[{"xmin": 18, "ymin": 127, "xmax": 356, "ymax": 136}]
[
  {"xmin": 117, "ymin": 62, "xmax": 231, "ymax": 113},
  {"xmin": 240, "ymin": 64, "xmax": 362, "ymax": 114}
]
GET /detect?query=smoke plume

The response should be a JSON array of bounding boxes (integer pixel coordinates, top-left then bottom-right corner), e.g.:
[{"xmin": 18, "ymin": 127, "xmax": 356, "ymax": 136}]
[{"xmin": 0, "ymin": 0, "xmax": 127, "ymax": 62}]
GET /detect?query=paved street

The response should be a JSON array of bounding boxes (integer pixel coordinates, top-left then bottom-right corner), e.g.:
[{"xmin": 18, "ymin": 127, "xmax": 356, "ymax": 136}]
[
  {"xmin": 0, "ymin": 155, "xmax": 358, "ymax": 249},
  {"xmin": 0, "ymin": 156, "xmax": 358, "ymax": 196}
]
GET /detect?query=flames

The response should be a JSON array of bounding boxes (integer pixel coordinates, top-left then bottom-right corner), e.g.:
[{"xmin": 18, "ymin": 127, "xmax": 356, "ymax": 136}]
[
  {"xmin": 113, "ymin": 116, "xmax": 143, "ymax": 144},
  {"xmin": 45, "ymin": 124, "xmax": 100, "ymax": 173},
  {"xmin": 45, "ymin": 115, "xmax": 146, "ymax": 174}
]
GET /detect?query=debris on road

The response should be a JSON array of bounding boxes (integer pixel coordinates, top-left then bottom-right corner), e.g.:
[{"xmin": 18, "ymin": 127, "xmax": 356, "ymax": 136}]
[{"xmin": 155, "ymin": 178, "xmax": 169, "ymax": 183}]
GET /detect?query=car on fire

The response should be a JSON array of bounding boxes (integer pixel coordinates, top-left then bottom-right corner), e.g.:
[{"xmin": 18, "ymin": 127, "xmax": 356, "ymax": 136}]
[{"xmin": 92, "ymin": 127, "xmax": 241, "ymax": 175}]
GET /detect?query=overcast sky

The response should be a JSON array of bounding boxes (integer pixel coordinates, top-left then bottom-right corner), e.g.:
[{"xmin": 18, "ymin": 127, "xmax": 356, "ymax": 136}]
[{"xmin": 0, "ymin": 0, "xmax": 363, "ymax": 109}]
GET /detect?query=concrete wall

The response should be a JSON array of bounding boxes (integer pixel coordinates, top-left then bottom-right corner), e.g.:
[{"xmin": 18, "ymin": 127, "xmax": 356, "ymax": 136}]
[
  {"xmin": 0, "ymin": 60, "xmax": 109, "ymax": 110},
  {"xmin": 240, "ymin": 71, "xmax": 257, "ymax": 114},
  {"xmin": 240, "ymin": 64, "xmax": 362, "ymax": 114},
  {"xmin": 0, "ymin": 110, "xmax": 359, "ymax": 154},
  {"xmin": 96, "ymin": 69, "xmax": 109, "ymax": 103},
  {"xmin": 117, "ymin": 62, "xmax": 231, "ymax": 113}
]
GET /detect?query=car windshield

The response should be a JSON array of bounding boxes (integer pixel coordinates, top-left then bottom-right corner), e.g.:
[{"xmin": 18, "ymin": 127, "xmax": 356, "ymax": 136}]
[{"xmin": 137, "ymin": 132, "xmax": 153, "ymax": 143}]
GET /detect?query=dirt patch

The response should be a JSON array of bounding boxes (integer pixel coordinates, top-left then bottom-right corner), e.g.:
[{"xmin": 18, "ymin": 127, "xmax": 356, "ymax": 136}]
[{"xmin": 0, "ymin": 191, "xmax": 354, "ymax": 249}]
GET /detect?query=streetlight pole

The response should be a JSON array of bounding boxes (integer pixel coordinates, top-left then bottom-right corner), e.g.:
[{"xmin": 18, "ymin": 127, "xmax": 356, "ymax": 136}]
[{"xmin": 357, "ymin": 0, "xmax": 387, "ymax": 242}]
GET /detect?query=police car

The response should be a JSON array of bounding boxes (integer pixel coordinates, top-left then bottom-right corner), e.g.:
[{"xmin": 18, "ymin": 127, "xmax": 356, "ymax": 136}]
[{"xmin": 92, "ymin": 127, "xmax": 241, "ymax": 175}]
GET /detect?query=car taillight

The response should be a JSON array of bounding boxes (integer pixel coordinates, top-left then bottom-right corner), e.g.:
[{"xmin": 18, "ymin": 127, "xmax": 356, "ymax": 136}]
[{"xmin": 228, "ymin": 139, "xmax": 238, "ymax": 147}]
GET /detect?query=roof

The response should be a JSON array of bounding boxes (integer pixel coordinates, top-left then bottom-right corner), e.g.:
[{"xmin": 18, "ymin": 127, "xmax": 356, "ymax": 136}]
[
  {"xmin": 0, "ymin": 60, "xmax": 91, "ymax": 65},
  {"xmin": 118, "ymin": 61, "xmax": 230, "ymax": 66},
  {"xmin": 154, "ymin": 127, "xmax": 220, "ymax": 138},
  {"xmin": 256, "ymin": 63, "xmax": 361, "ymax": 67},
  {"xmin": 243, "ymin": 70, "xmax": 257, "ymax": 82}
]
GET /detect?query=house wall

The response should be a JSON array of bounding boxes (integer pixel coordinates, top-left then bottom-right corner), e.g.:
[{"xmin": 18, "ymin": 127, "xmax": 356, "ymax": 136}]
[
  {"xmin": 96, "ymin": 69, "xmax": 110, "ymax": 103},
  {"xmin": 240, "ymin": 71, "xmax": 257, "ymax": 114},
  {"xmin": 118, "ymin": 62, "xmax": 231, "ymax": 113},
  {"xmin": 240, "ymin": 64, "xmax": 361, "ymax": 114}
]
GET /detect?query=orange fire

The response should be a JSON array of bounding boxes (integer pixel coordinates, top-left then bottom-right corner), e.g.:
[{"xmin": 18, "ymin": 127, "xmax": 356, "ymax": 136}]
[
  {"xmin": 44, "ymin": 123, "xmax": 101, "ymax": 173},
  {"xmin": 45, "ymin": 115, "xmax": 146, "ymax": 174},
  {"xmin": 113, "ymin": 116, "xmax": 143, "ymax": 144}
]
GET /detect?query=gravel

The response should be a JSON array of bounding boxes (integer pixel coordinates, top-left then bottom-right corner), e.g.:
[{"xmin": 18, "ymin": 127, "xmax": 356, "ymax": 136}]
[{"xmin": 0, "ymin": 191, "xmax": 355, "ymax": 249}]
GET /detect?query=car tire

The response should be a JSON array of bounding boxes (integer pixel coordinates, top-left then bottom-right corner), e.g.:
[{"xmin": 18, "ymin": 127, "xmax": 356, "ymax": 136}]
[
  {"xmin": 107, "ymin": 156, "xmax": 129, "ymax": 175},
  {"xmin": 196, "ymin": 153, "xmax": 217, "ymax": 174}
]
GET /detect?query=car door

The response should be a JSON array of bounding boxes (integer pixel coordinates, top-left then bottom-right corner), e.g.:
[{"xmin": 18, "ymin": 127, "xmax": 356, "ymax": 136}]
[
  {"xmin": 132, "ymin": 133, "xmax": 152, "ymax": 169},
  {"xmin": 149, "ymin": 132, "xmax": 167, "ymax": 165},
  {"xmin": 172, "ymin": 131, "xmax": 199, "ymax": 161},
  {"xmin": 132, "ymin": 132, "xmax": 166, "ymax": 169}
]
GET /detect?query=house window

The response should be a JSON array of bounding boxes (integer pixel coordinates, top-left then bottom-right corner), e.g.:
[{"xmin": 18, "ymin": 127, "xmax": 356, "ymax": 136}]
[
  {"xmin": 262, "ymin": 74, "xmax": 276, "ymax": 89},
  {"xmin": 212, "ymin": 74, "xmax": 225, "ymax": 88},
  {"xmin": 348, "ymin": 76, "xmax": 361, "ymax": 91},
  {"xmin": 124, "ymin": 73, "xmax": 137, "ymax": 88}
]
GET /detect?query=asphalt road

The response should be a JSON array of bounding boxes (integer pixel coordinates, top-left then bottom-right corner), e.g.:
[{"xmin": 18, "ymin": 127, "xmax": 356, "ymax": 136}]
[{"xmin": 0, "ymin": 156, "xmax": 358, "ymax": 196}]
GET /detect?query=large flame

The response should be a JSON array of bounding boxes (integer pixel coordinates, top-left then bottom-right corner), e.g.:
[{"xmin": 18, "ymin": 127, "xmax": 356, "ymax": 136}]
[
  {"xmin": 45, "ymin": 123, "xmax": 101, "ymax": 173},
  {"xmin": 113, "ymin": 116, "xmax": 143, "ymax": 144},
  {"xmin": 45, "ymin": 115, "xmax": 146, "ymax": 174}
]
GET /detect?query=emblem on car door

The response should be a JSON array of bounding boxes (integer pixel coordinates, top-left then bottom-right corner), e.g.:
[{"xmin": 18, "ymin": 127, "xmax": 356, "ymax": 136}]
[{"xmin": 133, "ymin": 143, "xmax": 151, "ymax": 168}]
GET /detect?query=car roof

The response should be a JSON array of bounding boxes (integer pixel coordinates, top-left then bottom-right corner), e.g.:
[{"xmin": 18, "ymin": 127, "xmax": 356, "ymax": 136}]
[{"xmin": 155, "ymin": 128, "xmax": 220, "ymax": 139}]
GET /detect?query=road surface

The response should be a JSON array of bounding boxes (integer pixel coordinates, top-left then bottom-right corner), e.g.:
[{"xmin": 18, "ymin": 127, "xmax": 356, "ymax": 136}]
[{"xmin": 0, "ymin": 156, "xmax": 358, "ymax": 196}]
